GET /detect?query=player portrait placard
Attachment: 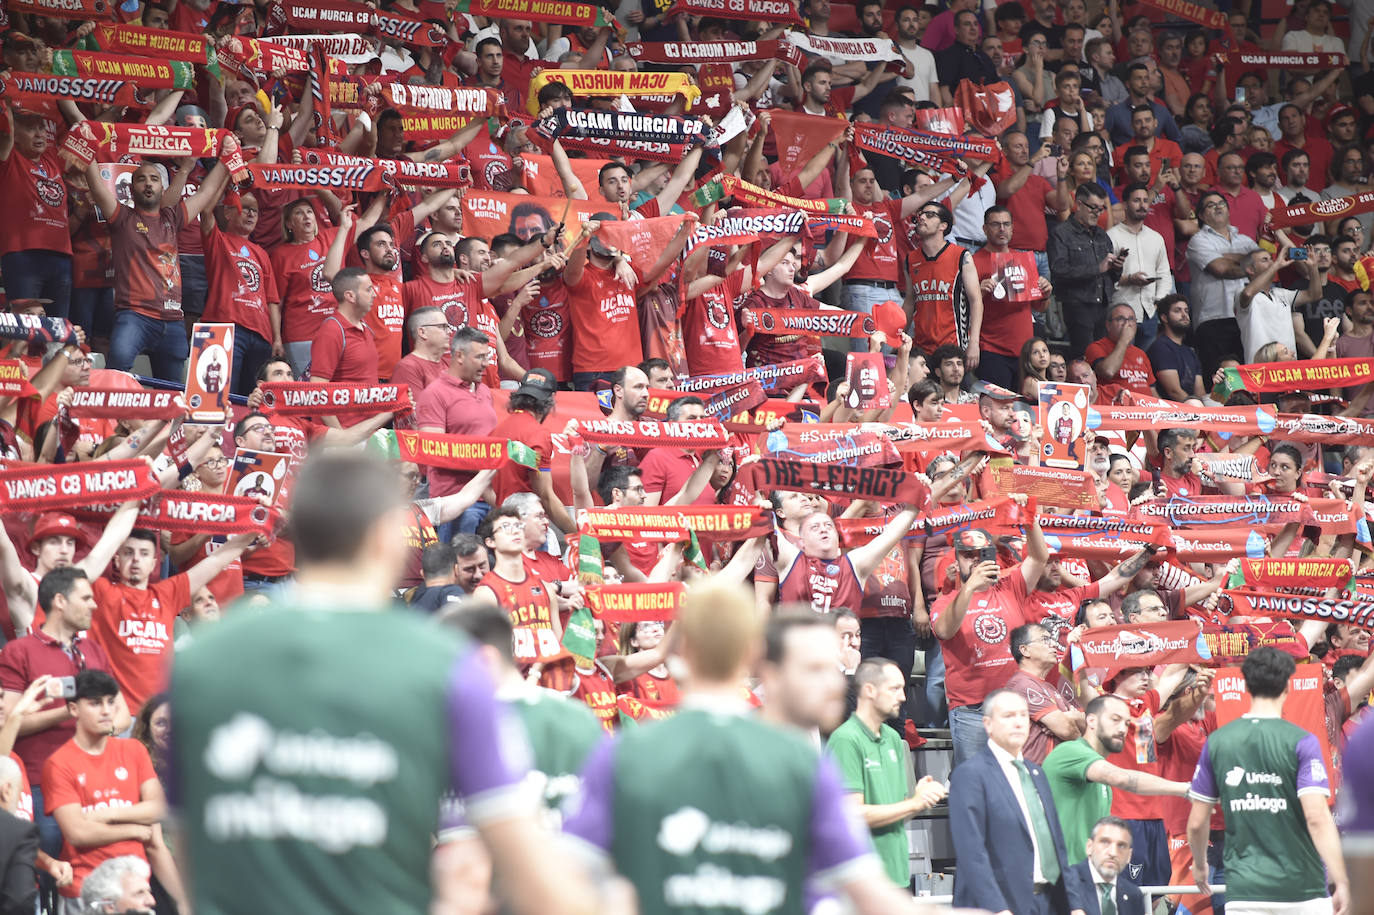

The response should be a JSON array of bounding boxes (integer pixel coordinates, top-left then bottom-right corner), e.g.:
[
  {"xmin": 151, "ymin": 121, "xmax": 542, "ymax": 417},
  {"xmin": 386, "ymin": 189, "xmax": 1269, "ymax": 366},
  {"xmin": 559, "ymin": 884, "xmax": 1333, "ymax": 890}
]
[
  {"xmin": 186, "ymin": 323, "xmax": 235, "ymax": 423},
  {"xmin": 1039, "ymin": 381, "xmax": 1090, "ymax": 470}
]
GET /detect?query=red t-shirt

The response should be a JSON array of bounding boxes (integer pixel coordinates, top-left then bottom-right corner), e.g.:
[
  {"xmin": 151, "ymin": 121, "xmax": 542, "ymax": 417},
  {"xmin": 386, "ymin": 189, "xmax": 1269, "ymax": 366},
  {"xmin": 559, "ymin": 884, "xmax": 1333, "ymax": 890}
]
[
  {"xmin": 270, "ymin": 228, "xmax": 342, "ymax": 342},
  {"xmin": 202, "ymin": 224, "xmax": 278, "ymax": 343},
  {"xmin": 489, "ymin": 409, "xmax": 553, "ymax": 506},
  {"xmin": 741, "ymin": 285, "xmax": 821, "ymax": 368},
  {"xmin": 992, "ymin": 160, "xmax": 1052, "ymax": 253},
  {"xmin": 239, "ymin": 414, "xmax": 318, "ymax": 579},
  {"xmin": 402, "ymin": 274, "xmax": 501, "ymax": 388},
  {"xmin": 1106, "ymin": 688, "xmax": 1164, "ymax": 820},
  {"xmin": 568, "ymin": 261, "xmax": 642, "ymax": 374},
  {"xmin": 849, "ymin": 197, "xmax": 905, "ymax": 283},
  {"xmin": 309, "ymin": 313, "xmax": 379, "ymax": 386},
  {"xmin": 479, "ymin": 567, "xmax": 560, "ymax": 665},
  {"xmin": 109, "ymin": 203, "xmax": 186, "ymax": 320},
  {"xmin": 972, "ymin": 247, "xmax": 1035, "ymax": 358},
  {"xmin": 0, "ymin": 148, "xmax": 71, "ymax": 256},
  {"xmin": 390, "ymin": 352, "xmax": 449, "ymax": 406},
  {"xmin": 42, "ymin": 737, "xmax": 156, "ymax": 897},
  {"xmin": 523, "ymin": 277, "xmax": 572, "ymax": 382},
  {"xmin": 0, "ymin": 632, "xmax": 113, "ymax": 782},
  {"xmin": 1026, "ymin": 582, "xmax": 1100, "ymax": 645},
  {"xmin": 367, "ymin": 272, "xmax": 406, "ymax": 380},
  {"xmin": 170, "ymin": 533, "xmax": 243, "ymax": 608},
  {"xmin": 638, "ymin": 447, "xmax": 714, "ymax": 506},
  {"xmin": 399, "ymin": 501, "xmax": 439, "ymax": 589},
  {"xmin": 89, "ymin": 575, "xmax": 191, "ymax": 714},
  {"xmin": 1084, "ymin": 337, "xmax": 1156, "ymax": 395},
  {"xmin": 1005, "ymin": 669, "xmax": 1077, "ymax": 765},
  {"xmin": 929, "ymin": 570, "xmax": 1031, "ymax": 708},
  {"xmin": 683, "ymin": 271, "xmax": 746, "ymax": 376},
  {"xmin": 1159, "ymin": 714, "xmax": 1214, "ymax": 836}
]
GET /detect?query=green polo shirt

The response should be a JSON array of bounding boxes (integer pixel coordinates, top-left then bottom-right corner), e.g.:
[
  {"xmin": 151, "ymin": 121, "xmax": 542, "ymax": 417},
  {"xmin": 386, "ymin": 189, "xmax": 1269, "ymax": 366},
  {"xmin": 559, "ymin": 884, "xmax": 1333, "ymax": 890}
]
[
  {"xmin": 1043, "ymin": 737, "xmax": 1112, "ymax": 864},
  {"xmin": 826, "ymin": 714, "xmax": 910, "ymax": 886}
]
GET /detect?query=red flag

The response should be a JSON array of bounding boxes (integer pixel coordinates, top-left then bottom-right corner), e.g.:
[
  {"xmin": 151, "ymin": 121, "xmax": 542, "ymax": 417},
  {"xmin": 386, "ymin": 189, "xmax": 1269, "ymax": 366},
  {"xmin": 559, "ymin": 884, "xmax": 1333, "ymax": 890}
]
[
  {"xmin": 596, "ymin": 215, "xmax": 690, "ymax": 268},
  {"xmin": 954, "ymin": 80, "xmax": 1017, "ymax": 136},
  {"xmin": 767, "ymin": 110, "xmax": 847, "ymax": 185}
]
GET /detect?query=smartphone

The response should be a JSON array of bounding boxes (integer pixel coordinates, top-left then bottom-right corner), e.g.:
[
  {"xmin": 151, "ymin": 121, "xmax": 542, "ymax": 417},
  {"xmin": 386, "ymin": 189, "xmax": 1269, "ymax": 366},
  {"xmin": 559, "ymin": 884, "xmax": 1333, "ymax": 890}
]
[
  {"xmin": 1160, "ymin": 157, "xmax": 1171, "ymax": 171},
  {"xmin": 1290, "ymin": 248, "xmax": 1308, "ymax": 261},
  {"xmin": 1047, "ymin": 144, "xmax": 1063, "ymax": 157},
  {"xmin": 44, "ymin": 676, "xmax": 75, "ymax": 700},
  {"xmin": 1235, "ymin": 87, "xmax": 1246, "ymax": 104},
  {"xmin": 977, "ymin": 545, "xmax": 998, "ymax": 565}
]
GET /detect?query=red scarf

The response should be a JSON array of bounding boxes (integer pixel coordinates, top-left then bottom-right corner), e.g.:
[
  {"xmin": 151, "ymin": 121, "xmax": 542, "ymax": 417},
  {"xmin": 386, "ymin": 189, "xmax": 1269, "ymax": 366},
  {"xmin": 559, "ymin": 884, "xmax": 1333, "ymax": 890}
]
[
  {"xmin": 68, "ymin": 388, "xmax": 183, "ymax": 420},
  {"xmin": 586, "ymin": 583, "xmax": 684, "ymax": 622},
  {"xmin": 261, "ymin": 382, "xmax": 413, "ymax": 416},
  {"xmin": 0, "ymin": 460, "xmax": 161, "ymax": 512}
]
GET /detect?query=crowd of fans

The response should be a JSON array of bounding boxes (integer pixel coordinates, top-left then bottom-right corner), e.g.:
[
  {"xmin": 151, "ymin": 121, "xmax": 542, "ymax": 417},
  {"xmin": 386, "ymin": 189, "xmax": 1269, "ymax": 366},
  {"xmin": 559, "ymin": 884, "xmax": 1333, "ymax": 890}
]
[{"xmin": 0, "ymin": 0, "xmax": 1373, "ymax": 911}]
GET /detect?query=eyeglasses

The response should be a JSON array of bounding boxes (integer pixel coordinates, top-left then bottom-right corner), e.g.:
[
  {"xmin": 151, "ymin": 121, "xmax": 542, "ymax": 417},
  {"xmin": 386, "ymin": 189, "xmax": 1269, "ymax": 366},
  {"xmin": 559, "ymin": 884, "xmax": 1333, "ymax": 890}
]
[
  {"xmin": 491, "ymin": 522, "xmax": 523, "ymax": 534},
  {"xmin": 240, "ymin": 423, "xmax": 271, "ymax": 437},
  {"xmin": 1202, "ymin": 201, "xmax": 1228, "ymax": 211},
  {"xmin": 199, "ymin": 457, "xmax": 230, "ymax": 468},
  {"xmin": 1080, "ymin": 201, "xmax": 1107, "ymax": 214},
  {"xmin": 917, "ymin": 210, "xmax": 944, "ymax": 220},
  {"xmin": 421, "ymin": 323, "xmax": 455, "ymax": 332}
]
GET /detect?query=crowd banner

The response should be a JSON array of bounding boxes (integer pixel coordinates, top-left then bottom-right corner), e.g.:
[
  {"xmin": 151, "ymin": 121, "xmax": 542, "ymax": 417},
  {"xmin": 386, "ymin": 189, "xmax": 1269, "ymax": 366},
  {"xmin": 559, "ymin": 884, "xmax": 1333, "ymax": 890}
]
[
  {"xmin": 691, "ymin": 175, "xmax": 847, "ymax": 214},
  {"xmin": 84, "ymin": 25, "xmax": 221, "ymax": 78},
  {"xmin": 921, "ymin": 497, "xmax": 1020, "ymax": 538},
  {"xmin": 1224, "ymin": 589, "xmax": 1374, "ymax": 629},
  {"xmin": 50, "ymin": 51, "xmax": 195, "ymax": 89},
  {"xmin": 0, "ymin": 361, "xmax": 36, "ymax": 399},
  {"xmin": 783, "ymin": 29, "xmax": 903, "ymax": 62},
  {"xmin": 953, "ymin": 80, "xmax": 1017, "ymax": 135},
  {"xmin": 1038, "ymin": 513, "xmax": 1172, "ymax": 547},
  {"xmin": 60, "ymin": 122, "xmax": 249, "ymax": 183},
  {"xmin": 7, "ymin": 0, "xmax": 112, "ymax": 20},
  {"xmin": 768, "ymin": 111, "xmax": 849, "ymax": 184},
  {"xmin": 586, "ymin": 583, "xmax": 685, "ymax": 621},
  {"xmin": 676, "ymin": 506, "xmax": 773, "ymax": 541},
  {"xmin": 702, "ymin": 382, "xmax": 768, "ymax": 422},
  {"xmin": 0, "ymin": 460, "xmax": 161, "ymax": 513},
  {"xmin": 268, "ymin": 33, "xmax": 380, "ymax": 62},
  {"xmin": 245, "ymin": 162, "xmax": 393, "ymax": 193},
  {"xmin": 1193, "ymin": 452, "xmax": 1263, "ymax": 485},
  {"xmin": 526, "ymin": 69, "xmax": 701, "ymax": 115},
  {"xmin": 987, "ymin": 464, "xmax": 1097, "ymax": 509},
  {"xmin": 68, "ymin": 388, "xmax": 183, "ymax": 420},
  {"xmin": 578, "ymin": 507, "xmax": 689, "ymax": 542},
  {"xmin": 1212, "ymin": 357, "xmax": 1374, "ymax": 399},
  {"xmin": 1223, "ymin": 50, "xmax": 1347, "ymax": 71},
  {"xmin": 1135, "ymin": 495, "xmax": 1315, "ymax": 528},
  {"xmin": 455, "ymin": 0, "xmax": 620, "ymax": 28},
  {"xmin": 1088, "ymin": 401, "xmax": 1277, "ymax": 435},
  {"xmin": 0, "ymin": 71, "xmax": 159, "ymax": 109},
  {"xmin": 1227, "ymin": 557, "xmax": 1355, "ymax": 593},
  {"xmin": 762, "ymin": 424, "xmax": 901, "ymax": 467},
  {"xmin": 1265, "ymin": 412, "xmax": 1374, "ymax": 445},
  {"xmin": 575, "ymin": 419, "xmax": 729, "ymax": 451},
  {"xmin": 267, "ymin": 0, "xmax": 376, "ymax": 31},
  {"xmin": 851, "ymin": 122, "xmax": 998, "ymax": 164},
  {"xmin": 534, "ymin": 107, "xmax": 713, "ymax": 164},
  {"xmin": 1213, "ymin": 665, "xmax": 1333, "ymax": 788},
  {"xmin": 745, "ymin": 307, "xmax": 876, "ymax": 339},
  {"xmin": 369, "ymin": 84, "xmax": 503, "ymax": 119},
  {"xmin": 1201, "ymin": 623, "xmax": 1308, "ymax": 663},
  {"xmin": 626, "ymin": 39, "xmax": 805, "ymax": 67},
  {"xmin": 886, "ymin": 419, "xmax": 1002, "ymax": 455},
  {"xmin": 218, "ymin": 36, "xmax": 312, "ymax": 77},
  {"xmin": 394, "ymin": 431, "xmax": 537, "ymax": 471},
  {"xmin": 678, "ymin": 356, "xmax": 828, "ymax": 394},
  {"xmin": 1269, "ymin": 190, "xmax": 1374, "ymax": 229},
  {"xmin": 741, "ymin": 459, "xmax": 929, "ymax": 505},
  {"xmin": 114, "ymin": 491, "xmax": 273, "ymax": 536},
  {"xmin": 664, "ymin": 0, "xmax": 807, "ymax": 27},
  {"xmin": 1133, "ymin": 0, "xmax": 1229, "ymax": 30},
  {"xmin": 260, "ymin": 382, "xmax": 413, "ymax": 416},
  {"xmin": 299, "ymin": 148, "xmax": 471, "ymax": 188},
  {"xmin": 1069, "ymin": 620, "xmax": 1210, "ymax": 673},
  {"xmin": 1170, "ymin": 527, "xmax": 1273, "ymax": 561}
]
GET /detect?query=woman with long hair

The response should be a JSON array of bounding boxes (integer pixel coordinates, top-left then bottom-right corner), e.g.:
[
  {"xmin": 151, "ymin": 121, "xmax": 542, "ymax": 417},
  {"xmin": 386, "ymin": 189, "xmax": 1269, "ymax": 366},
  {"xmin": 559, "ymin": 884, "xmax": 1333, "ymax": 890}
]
[
  {"xmin": 132, "ymin": 692, "xmax": 172, "ymax": 779},
  {"xmin": 1057, "ymin": 150, "xmax": 1116, "ymax": 227},
  {"xmin": 1180, "ymin": 93, "xmax": 1215, "ymax": 154},
  {"xmin": 1018, "ymin": 337, "xmax": 1051, "ymax": 399},
  {"xmin": 616, "ymin": 621, "xmax": 679, "ymax": 707}
]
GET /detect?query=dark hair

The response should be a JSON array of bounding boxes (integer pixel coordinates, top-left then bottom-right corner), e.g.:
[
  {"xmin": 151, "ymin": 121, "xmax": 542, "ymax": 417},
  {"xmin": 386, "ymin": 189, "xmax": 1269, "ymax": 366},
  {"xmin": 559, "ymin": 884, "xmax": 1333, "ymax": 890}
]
[
  {"xmin": 1241, "ymin": 645, "xmax": 1296, "ymax": 699},
  {"xmin": 922, "ymin": 202, "xmax": 953, "ymax": 234},
  {"xmin": 420, "ymin": 542, "xmax": 458, "ymax": 580},
  {"xmin": 665, "ymin": 396, "xmax": 705, "ymax": 421},
  {"xmin": 1085, "ymin": 692, "xmax": 1127, "ymax": 717},
  {"xmin": 909, "ymin": 377, "xmax": 942, "ymax": 405},
  {"xmin": 931, "ymin": 343, "xmax": 965, "ymax": 369},
  {"xmin": 764, "ymin": 613, "xmax": 835, "ymax": 664},
  {"xmin": 1245, "ymin": 150, "xmax": 1278, "ymax": 178},
  {"xmin": 1123, "ymin": 145, "xmax": 1151, "ymax": 165},
  {"xmin": 255, "ymin": 359, "xmax": 291, "ymax": 383},
  {"xmin": 1119, "ymin": 589, "xmax": 1159, "ymax": 621},
  {"xmin": 983, "ymin": 204, "xmax": 1011, "ymax": 224},
  {"xmin": 1195, "ymin": 190, "xmax": 1226, "ymax": 215},
  {"xmin": 639, "ymin": 357, "xmax": 672, "ymax": 379},
  {"xmin": 354, "ymin": 223, "xmax": 394, "ymax": 256},
  {"xmin": 854, "ymin": 657, "xmax": 899, "ymax": 691},
  {"xmin": 1209, "ymin": 116, "xmax": 1243, "ymax": 149},
  {"xmin": 37, "ymin": 567, "xmax": 88, "ymax": 615},
  {"xmin": 290, "ymin": 454, "xmax": 405, "ymax": 565},
  {"xmin": 1158, "ymin": 428, "xmax": 1198, "ymax": 453},
  {"xmin": 1009, "ymin": 623, "xmax": 1044, "ymax": 663},
  {"xmin": 597, "ymin": 465, "xmax": 643, "ymax": 505},
  {"xmin": 1076, "ymin": 182, "xmax": 1107, "ymax": 204},
  {"xmin": 439, "ymin": 601, "xmax": 514, "ymax": 665},
  {"xmin": 1333, "ymin": 233, "xmax": 1358, "ymax": 251},
  {"xmin": 1280, "ymin": 147, "xmax": 1311, "ymax": 172},
  {"xmin": 1126, "ymin": 61, "xmax": 1150, "ymax": 77},
  {"xmin": 132, "ymin": 691, "xmax": 170, "ymax": 770},
  {"xmin": 73, "ymin": 669, "xmax": 120, "ymax": 703},
  {"xmin": 1184, "ymin": 92, "xmax": 1212, "ymax": 127},
  {"xmin": 455, "ymin": 236, "xmax": 487, "ymax": 267},
  {"xmin": 126, "ymin": 529, "xmax": 159, "ymax": 548},
  {"xmin": 330, "ymin": 266, "xmax": 370, "ymax": 302},
  {"xmin": 450, "ymin": 532, "xmax": 484, "ymax": 558},
  {"xmin": 598, "ymin": 161, "xmax": 631, "ymax": 185},
  {"xmin": 801, "ymin": 60, "xmax": 833, "ymax": 85},
  {"xmin": 490, "ymin": 232, "xmax": 522, "ymax": 256},
  {"xmin": 477, "ymin": 505, "xmax": 523, "ymax": 543},
  {"xmin": 1091, "ymin": 815, "xmax": 1134, "ymax": 841},
  {"xmin": 536, "ymin": 82, "xmax": 573, "ymax": 107},
  {"xmin": 1333, "ymin": 654, "xmax": 1365, "ymax": 682},
  {"xmin": 508, "ymin": 391, "xmax": 554, "ymax": 420},
  {"xmin": 475, "ymin": 36, "xmax": 501, "ymax": 55},
  {"xmin": 1122, "ymin": 181, "xmax": 1152, "ymax": 200}
]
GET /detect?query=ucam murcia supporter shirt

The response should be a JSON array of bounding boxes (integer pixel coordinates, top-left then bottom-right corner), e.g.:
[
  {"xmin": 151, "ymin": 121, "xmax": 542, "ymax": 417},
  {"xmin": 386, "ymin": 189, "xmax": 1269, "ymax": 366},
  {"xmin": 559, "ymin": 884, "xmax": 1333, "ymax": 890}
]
[
  {"xmin": 89, "ymin": 575, "xmax": 191, "ymax": 715},
  {"xmin": 929, "ymin": 570, "xmax": 1031, "ymax": 709},
  {"xmin": 1189, "ymin": 715, "xmax": 1331, "ymax": 903}
]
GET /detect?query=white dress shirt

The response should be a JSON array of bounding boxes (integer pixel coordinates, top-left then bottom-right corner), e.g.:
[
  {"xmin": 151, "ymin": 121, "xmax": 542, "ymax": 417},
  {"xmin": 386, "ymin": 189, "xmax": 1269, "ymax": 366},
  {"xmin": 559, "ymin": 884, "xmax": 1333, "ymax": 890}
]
[
  {"xmin": 989, "ymin": 739, "xmax": 1047, "ymax": 884},
  {"xmin": 1089, "ymin": 859, "xmax": 1117, "ymax": 911}
]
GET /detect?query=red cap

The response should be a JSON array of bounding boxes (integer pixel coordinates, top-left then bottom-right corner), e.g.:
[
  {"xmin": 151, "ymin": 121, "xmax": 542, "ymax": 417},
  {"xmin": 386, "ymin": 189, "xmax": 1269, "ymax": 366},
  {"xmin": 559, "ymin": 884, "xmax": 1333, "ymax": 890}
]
[
  {"xmin": 223, "ymin": 103, "xmax": 257, "ymax": 132},
  {"xmin": 27, "ymin": 513, "xmax": 89, "ymax": 551}
]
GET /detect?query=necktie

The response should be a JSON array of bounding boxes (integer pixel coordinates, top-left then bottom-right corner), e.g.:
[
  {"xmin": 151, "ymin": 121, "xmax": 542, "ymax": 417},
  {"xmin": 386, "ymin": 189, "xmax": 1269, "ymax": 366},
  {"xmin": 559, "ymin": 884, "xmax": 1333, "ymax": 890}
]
[
  {"xmin": 1012, "ymin": 758, "xmax": 1061, "ymax": 885},
  {"xmin": 1099, "ymin": 882, "xmax": 1117, "ymax": 915}
]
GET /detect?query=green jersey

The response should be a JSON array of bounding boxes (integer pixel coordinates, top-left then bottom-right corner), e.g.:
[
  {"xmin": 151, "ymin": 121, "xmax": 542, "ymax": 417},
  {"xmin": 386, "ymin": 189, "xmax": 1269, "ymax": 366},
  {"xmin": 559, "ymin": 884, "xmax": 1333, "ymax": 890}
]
[
  {"xmin": 172, "ymin": 603, "xmax": 531, "ymax": 915},
  {"xmin": 1043, "ymin": 737, "xmax": 1112, "ymax": 864},
  {"xmin": 563, "ymin": 704, "xmax": 879, "ymax": 915},
  {"xmin": 826, "ymin": 714, "xmax": 911, "ymax": 886},
  {"xmin": 1188, "ymin": 715, "xmax": 1332, "ymax": 903}
]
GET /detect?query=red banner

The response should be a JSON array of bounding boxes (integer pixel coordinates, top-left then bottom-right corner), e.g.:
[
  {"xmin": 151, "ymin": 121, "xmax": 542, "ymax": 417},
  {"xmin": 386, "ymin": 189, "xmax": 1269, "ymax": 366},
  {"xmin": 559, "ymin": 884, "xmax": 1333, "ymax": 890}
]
[
  {"xmin": 676, "ymin": 506, "xmax": 773, "ymax": 542},
  {"xmin": 300, "ymin": 148, "xmax": 471, "ymax": 189},
  {"xmin": 1133, "ymin": 0, "xmax": 1229, "ymax": 30},
  {"xmin": 746, "ymin": 307, "xmax": 877, "ymax": 339},
  {"xmin": 245, "ymin": 162, "xmax": 392, "ymax": 193},
  {"xmin": 761, "ymin": 424, "xmax": 900, "ymax": 467},
  {"xmin": 0, "ymin": 71, "xmax": 153, "ymax": 109},
  {"xmin": 369, "ymin": 84, "xmax": 502, "ymax": 119},
  {"xmin": 768, "ymin": 110, "xmax": 848, "ymax": 184},
  {"xmin": 626, "ymin": 39, "xmax": 803, "ymax": 67},
  {"xmin": 1201, "ymin": 622, "xmax": 1307, "ymax": 663},
  {"xmin": 1224, "ymin": 589, "xmax": 1374, "ymax": 629},
  {"xmin": 1223, "ymin": 50, "xmax": 1346, "ymax": 71},
  {"xmin": 1215, "ymin": 358, "xmax": 1374, "ymax": 397},
  {"xmin": 585, "ymin": 583, "xmax": 684, "ymax": 621},
  {"xmin": 68, "ymin": 387, "xmax": 182, "ymax": 420},
  {"xmin": 1213, "ymin": 665, "xmax": 1333, "ymax": 790},
  {"xmin": 131, "ymin": 491, "xmax": 271, "ymax": 535},
  {"xmin": 888, "ymin": 420, "xmax": 1002, "ymax": 455},
  {"xmin": 1268, "ymin": 190, "xmax": 1374, "ymax": 230},
  {"xmin": 578, "ymin": 508, "xmax": 688, "ymax": 542},
  {"xmin": 1170, "ymin": 527, "xmax": 1274, "ymax": 562},
  {"xmin": 576, "ymin": 419, "xmax": 728, "ymax": 451},
  {"xmin": 988, "ymin": 464, "xmax": 1097, "ymax": 509},
  {"xmin": 1135, "ymin": 495, "xmax": 1315, "ymax": 528},
  {"xmin": 0, "ymin": 460, "xmax": 161, "ymax": 513},
  {"xmin": 921, "ymin": 497, "xmax": 1020, "ymax": 537},
  {"xmin": 260, "ymin": 382, "xmax": 412, "ymax": 416},
  {"xmin": 1071, "ymin": 621, "xmax": 1208, "ymax": 673},
  {"xmin": 953, "ymin": 80, "xmax": 1017, "ymax": 136},
  {"xmin": 740, "ymin": 459, "xmax": 928, "ymax": 505},
  {"xmin": 679, "ymin": 356, "xmax": 828, "ymax": 395},
  {"xmin": 1231, "ymin": 557, "xmax": 1355, "ymax": 593}
]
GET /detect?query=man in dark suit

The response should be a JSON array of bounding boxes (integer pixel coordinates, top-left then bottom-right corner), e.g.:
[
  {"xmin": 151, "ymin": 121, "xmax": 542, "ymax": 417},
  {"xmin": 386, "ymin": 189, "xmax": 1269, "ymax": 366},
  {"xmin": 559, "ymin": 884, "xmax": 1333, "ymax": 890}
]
[
  {"xmin": 950, "ymin": 688, "xmax": 1092, "ymax": 915},
  {"xmin": 0, "ymin": 757, "xmax": 37, "ymax": 915},
  {"xmin": 1070, "ymin": 816, "xmax": 1147, "ymax": 915}
]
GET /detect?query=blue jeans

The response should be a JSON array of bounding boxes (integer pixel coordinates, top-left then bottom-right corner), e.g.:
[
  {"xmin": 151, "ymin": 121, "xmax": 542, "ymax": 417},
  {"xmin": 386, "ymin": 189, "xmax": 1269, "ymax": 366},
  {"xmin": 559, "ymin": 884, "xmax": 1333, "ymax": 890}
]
[
  {"xmin": 29, "ymin": 784, "xmax": 61, "ymax": 858},
  {"xmin": 841, "ymin": 281, "xmax": 897, "ymax": 351},
  {"xmin": 70, "ymin": 287, "xmax": 113, "ymax": 338},
  {"xmin": 179, "ymin": 254, "xmax": 207, "ymax": 320},
  {"xmin": 285, "ymin": 340, "xmax": 312, "ymax": 379},
  {"xmin": 241, "ymin": 576, "xmax": 290, "ymax": 601},
  {"xmin": 439, "ymin": 501, "xmax": 490, "ymax": 544},
  {"xmin": 976, "ymin": 349, "xmax": 1019, "ymax": 389},
  {"xmin": 108, "ymin": 310, "xmax": 189, "ymax": 381},
  {"xmin": 233, "ymin": 328, "xmax": 275, "ymax": 396},
  {"xmin": 924, "ymin": 642, "xmax": 947, "ymax": 727},
  {"xmin": 1, "ymin": 250, "xmax": 71, "ymax": 319},
  {"xmin": 949, "ymin": 702, "xmax": 988, "ymax": 770}
]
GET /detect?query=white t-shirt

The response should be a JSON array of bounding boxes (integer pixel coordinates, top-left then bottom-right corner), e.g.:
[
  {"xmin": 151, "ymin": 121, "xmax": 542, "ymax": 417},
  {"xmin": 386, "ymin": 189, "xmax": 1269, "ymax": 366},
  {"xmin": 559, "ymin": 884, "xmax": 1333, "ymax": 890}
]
[
  {"xmin": 1236, "ymin": 285, "xmax": 1299, "ymax": 362},
  {"xmin": 895, "ymin": 41, "xmax": 939, "ymax": 102},
  {"xmin": 1279, "ymin": 30, "xmax": 1346, "ymax": 55}
]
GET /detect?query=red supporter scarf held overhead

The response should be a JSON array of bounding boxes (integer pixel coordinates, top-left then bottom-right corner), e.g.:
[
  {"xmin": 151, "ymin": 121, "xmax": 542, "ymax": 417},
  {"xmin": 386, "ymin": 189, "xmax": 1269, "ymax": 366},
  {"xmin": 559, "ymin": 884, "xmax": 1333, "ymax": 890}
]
[
  {"xmin": 626, "ymin": 39, "xmax": 804, "ymax": 67},
  {"xmin": 0, "ymin": 314, "xmax": 77, "ymax": 347},
  {"xmin": 686, "ymin": 210, "xmax": 808, "ymax": 251},
  {"xmin": 596, "ymin": 215, "xmax": 692, "ymax": 269},
  {"xmin": 703, "ymin": 382, "xmax": 768, "ymax": 422},
  {"xmin": 578, "ymin": 507, "xmax": 688, "ymax": 542},
  {"xmin": 74, "ymin": 491, "xmax": 273, "ymax": 536},
  {"xmin": 1228, "ymin": 557, "xmax": 1355, "ymax": 593},
  {"xmin": 1070, "ymin": 621, "xmax": 1209, "ymax": 673},
  {"xmin": 246, "ymin": 162, "xmax": 393, "ymax": 193},
  {"xmin": 691, "ymin": 175, "xmax": 846, "ymax": 214},
  {"xmin": 740, "ymin": 459, "xmax": 928, "ymax": 505},
  {"xmin": 455, "ymin": 0, "xmax": 620, "ymax": 28},
  {"xmin": 1202, "ymin": 622, "xmax": 1308, "ymax": 663},
  {"xmin": 267, "ymin": 0, "xmax": 374, "ymax": 31},
  {"xmin": 370, "ymin": 7, "xmax": 450, "ymax": 47},
  {"xmin": 60, "ymin": 122, "xmax": 248, "ymax": 183},
  {"xmin": 852, "ymin": 122, "xmax": 998, "ymax": 164},
  {"xmin": 0, "ymin": 362, "xmax": 36, "ymax": 399},
  {"xmin": 8, "ymin": 0, "xmax": 111, "ymax": 19},
  {"xmin": 921, "ymin": 497, "xmax": 1020, "ymax": 538},
  {"xmin": 784, "ymin": 30, "xmax": 903, "ymax": 62},
  {"xmin": 1213, "ymin": 358, "xmax": 1374, "ymax": 399},
  {"xmin": 67, "ymin": 388, "xmax": 183, "ymax": 420},
  {"xmin": 0, "ymin": 71, "xmax": 156, "ymax": 109},
  {"xmin": 1224, "ymin": 589, "xmax": 1374, "ymax": 630},
  {"xmin": 218, "ymin": 36, "xmax": 312, "ymax": 77},
  {"xmin": 1266, "ymin": 413, "xmax": 1374, "ymax": 445},
  {"xmin": 1170, "ymin": 527, "xmax": 1274, "ymax": 562},
  {"xmin": 260, "ymin": 382, "xmax": 413, "ymax": 416},
  {"xmin": 887, "ymin": 420, "xmax": 1003, "ymax": 455},
  {"xmin": 1223, "ymin": 50, "xmax": 1346, "ymax": 71},
  {"xmin": 1090, "ymin": 401, "xmax": 1275, "ymax": 435},
  {"xmin": 534, "ymin": 108, "xmax": 714, "ymax": 165},
  {"xmin": 88, "ymin": 24, "xmax": 219, "ymax": 70},
  {"xmin": 368, "ymin": 84, "xmax": 502, "ymax": 119},
  {"xmin": 1133, "ymin": 0, "xmax": 1229, "ymax": 30},
  {"xmin": 299, "ymin": 148, "xmax": 471, "ymax": 189},
  {"xmin": 1135, "ymin": 495, "xmax": 1315, "ymax": 528},
  {"xmin": 585, "ymin": 583, "xmax": 685, "ymax": 622},
  {"xmin": 664, "ymin": 0, "xmax": 805, "ymax": 27},
  {"xmin": 0, "ymin": 460, "xmax": 161, "ymax": 513},
  {"xmin": 745, "ymin": 308, "xmax": 876, "ymax": 339},
  {"xmin": 1193, "ymin": 452, "xmax": 1264, "ymax": 485},
  {"xmin": 761, "ymin": 423, "xmax": 901, "ymax": 467},
  {"xmin": 1038, "ymin": 513, "xmax": 1172, "ymax": 547},
  {"xmin": 953, "ymin": 80, "xmax": 1017, "ymax": 136},
  {"xmin": 987, "ymin": 464, "xmax": 1097, "ymax": 509},
  {"xmin": 679, "ymin": 356, "xmax": 828, "ymax": 395},
  {"xmin": 676, "ymin": 506, "xmax": 773, "ymax": 542},
  {"xmin": 1307, "ymin": 497, "xmax": 1361, "ymax": 537},
  {"xmin": 1270, "ymin": 190, "xmax": 1374, "ymax": 230},
  {"xmin": 575, "ymin": 419, "xmax": 728, "ymax": 451},
  {"xmin": 393, "ymin": 431, "xmax": 538, "ymax": 471},
  {"xmin": 723, "ymin": 399, "xmax": 822, "ymax": 433},
  {"xmin": 50, "ymin": 51, "xmax": 195, "ymax": 90}
]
